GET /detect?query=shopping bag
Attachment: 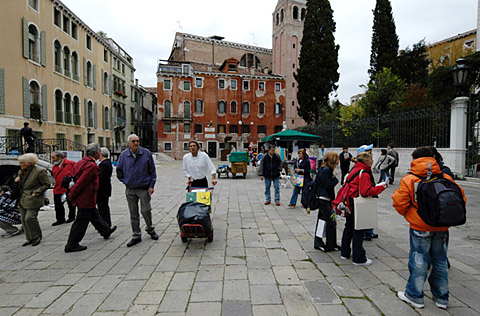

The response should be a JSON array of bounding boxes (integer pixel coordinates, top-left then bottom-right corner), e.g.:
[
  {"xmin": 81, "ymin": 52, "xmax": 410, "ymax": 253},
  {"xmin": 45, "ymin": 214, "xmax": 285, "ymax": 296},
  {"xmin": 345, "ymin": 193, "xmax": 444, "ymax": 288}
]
[
  {"xmin": 353, "ymin": 196, "xmax": 378, "ymax": 230},
  {"xmin": 315, "ymin": 219, "xmax": 326, "ymax": 238},
  {"xmin": 292, "ymin": 174, "xmax": 304, "ymax": 187}
]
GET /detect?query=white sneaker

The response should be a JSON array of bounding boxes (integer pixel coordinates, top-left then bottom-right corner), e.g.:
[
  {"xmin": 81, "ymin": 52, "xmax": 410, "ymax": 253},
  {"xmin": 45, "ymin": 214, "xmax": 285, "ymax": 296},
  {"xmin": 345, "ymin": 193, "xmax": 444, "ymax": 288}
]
[
  {"xmin": 340, "ymin": 255, "xmax": 349, "ymax": 260},
  {"xmin": 353, "ymin": 258, "xmax": 372, "ymax": 266},
  {"xmin": 435, "ymin": 301, "xmax": 447, "ymax": 309},
  {"xmin": 397, "ymin": 291, "xmax": 424, "ymax": 309}
]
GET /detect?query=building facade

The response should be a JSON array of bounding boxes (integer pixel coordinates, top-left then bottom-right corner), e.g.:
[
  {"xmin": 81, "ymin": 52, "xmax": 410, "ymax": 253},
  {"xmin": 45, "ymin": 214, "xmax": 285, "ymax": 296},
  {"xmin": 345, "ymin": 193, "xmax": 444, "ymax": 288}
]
[
  {"xmin": 0, "ymin": 0, "xmax": 114, "ymax": 147},
  {"xmin": 272, "ymin": 0, "xmax": 307, "ymax": 129},
  {"xmin": 427, "ymin": 29, "xmax": 476, "ymax": 70},
  {"xmin": 132, "ymin": 84, "xmax": 157, "ymax": 153},
  {"xmin": 157, "ymin": 59, "xmax": 286, "ymax": 159}
]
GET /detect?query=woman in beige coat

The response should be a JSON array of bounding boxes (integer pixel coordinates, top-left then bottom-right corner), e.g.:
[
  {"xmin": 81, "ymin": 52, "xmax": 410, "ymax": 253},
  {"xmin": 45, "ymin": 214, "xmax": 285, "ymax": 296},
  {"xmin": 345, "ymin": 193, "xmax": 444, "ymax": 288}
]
[{"xmin": 15, "ymin": 153, "xmax": 50, "ymax": 246}]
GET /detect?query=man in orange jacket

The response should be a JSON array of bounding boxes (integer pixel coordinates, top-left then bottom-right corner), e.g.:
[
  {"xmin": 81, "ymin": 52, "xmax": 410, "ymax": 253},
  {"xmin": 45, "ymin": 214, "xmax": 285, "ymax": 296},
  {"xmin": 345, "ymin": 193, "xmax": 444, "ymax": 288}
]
[{"xmin": 392, "ymin": 147, "xmax": 466, "ymax": 310}]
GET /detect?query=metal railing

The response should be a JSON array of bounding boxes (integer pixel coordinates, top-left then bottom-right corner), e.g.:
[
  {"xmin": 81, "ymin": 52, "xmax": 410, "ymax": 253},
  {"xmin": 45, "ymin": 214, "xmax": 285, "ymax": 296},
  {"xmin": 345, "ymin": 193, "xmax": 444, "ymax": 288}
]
[
  {"xmin": 0, "ymin": 136, "xmax": 53, "ymax": 163},
  {"xmin": 40, "ymin": 138, "xmax": 86, "ymax": 152}
]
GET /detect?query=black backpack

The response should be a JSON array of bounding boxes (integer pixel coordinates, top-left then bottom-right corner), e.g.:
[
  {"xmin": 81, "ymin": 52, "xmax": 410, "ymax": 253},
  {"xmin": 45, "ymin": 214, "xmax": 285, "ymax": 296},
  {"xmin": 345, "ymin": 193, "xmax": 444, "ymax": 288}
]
[
  {"xmin": 301, "ymin": 180, "xmax": 321, "ymax": 210},
  {"xmin": 411, "ymin": 163, "xmax": 466, "ymax": 227}
]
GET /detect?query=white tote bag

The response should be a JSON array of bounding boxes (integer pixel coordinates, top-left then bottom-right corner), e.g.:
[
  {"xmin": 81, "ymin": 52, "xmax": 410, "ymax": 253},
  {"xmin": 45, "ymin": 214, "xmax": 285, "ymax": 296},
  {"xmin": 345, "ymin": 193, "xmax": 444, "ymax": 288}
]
[
  {"xmin": 315, "ymin": 219, "xmax": 326, "ymax": 239},
  {"xmin": 353, "ymin": 171, "xmax": 378, "ymax": 230}
]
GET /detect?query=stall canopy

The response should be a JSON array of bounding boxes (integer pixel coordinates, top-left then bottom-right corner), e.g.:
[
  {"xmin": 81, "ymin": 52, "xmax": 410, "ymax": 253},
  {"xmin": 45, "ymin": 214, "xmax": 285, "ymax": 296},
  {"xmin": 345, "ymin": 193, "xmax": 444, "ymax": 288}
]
[{"xmin": 261, "ymin": 129, "xmax": 321, "ymax": 142}]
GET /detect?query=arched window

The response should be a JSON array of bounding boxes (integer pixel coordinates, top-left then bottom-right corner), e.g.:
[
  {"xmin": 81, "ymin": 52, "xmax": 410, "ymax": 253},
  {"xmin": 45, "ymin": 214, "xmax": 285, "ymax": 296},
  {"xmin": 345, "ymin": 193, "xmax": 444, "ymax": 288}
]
[
  {"xmin": 184, "ymin": 101, "xmax": 191, "ymax": 119},
  {"xmin": 280, "ymin": 9, "xmax": 284, "ymax": 22},
  {"xmin": 64, "ymin": 93, "xmax": 72, "ymax": 123},
  {"xmin": 63, "ymin": 46, "xmax": 70, "ymax": 77},
  {"xmin": 242, "ymin": 101, "xmax": 250, "ymax": 114},
  {"xmin": 73, "ymin": 96, "xmax": 80, "ymax": 125},
  {"xmin": 104, "ymin": 106, "xmax": 110, "ymax": 129},
  {"xmin": 195, "ymin": 99, "xmax": 203, "ymax": 113},
  {"xmin": 293, "ymin": 6, "xmax": 299, "ymax": 20},
  {"xmin": 71, "ymin": 52, "xmax": 79, "ymax": 81},
  {"xmin": 54, "ymin": 40, "xmax": 62, "ymax": 72},
  {"xmin": 164, "ymin": 100, "xmax": 171, "ymax": 117},
  {"xmin": 301, "ymin": 8, "xmax": 306, "ymax": 21},
  {"xmin": 29, "ymin": 81, "xmax": 40, "ymax": 105},
  {"xmin": 230, "ymin": 101, "xmax": 237, "ymax": 113},
  {"xmin": 103, "ymin": 72, "xmax": 109, "ymax": 94},
  {"xmin": 86, "ymin": 61, "xmax": 92, "ymax": 87},
  {"xmin": 28, "ymin": 24, "xmax": 40, "ymax": 63},
  {"xmin": 87, "ymin": 100, "xmax": 93, "ymax": 127},
  {"xmin": 276, "ymin": 13, "xmax": 279, "ymax": 26},
  {"xmin": 259, "ymin": 102, "xmax": 265, "ymax": 115},
  {"xmin": 218, "ymin": 101, "xmax": 226, "ymax": 114},
  {"xmin": 275, "ymin": 103, "xmax": 283, "ymax": 115},
  {"xmin": 55, "ymin": 89, "xmax": 63, "ymax": 123}
]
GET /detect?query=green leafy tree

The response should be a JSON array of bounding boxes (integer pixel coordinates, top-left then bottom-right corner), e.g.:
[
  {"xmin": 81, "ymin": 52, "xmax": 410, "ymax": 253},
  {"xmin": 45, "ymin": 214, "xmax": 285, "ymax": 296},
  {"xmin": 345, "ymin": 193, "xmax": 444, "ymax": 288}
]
[
  {"xmin": 369, "ymin": 0, "xmax": 399, "ymax": 79},
  {"xmin": 397, "ymin": 40, "xmax": 430, "ymax": 87},
  {"xmin": 295, "ymin": 0, "xmax": 339, "ymax": 124},
  {"xmin": 359, "ymin": 67, "xmax": 407, "ymax": 115},
  {"xmin": 426, "ymin": 66, "xmax": 455, "ymax": 108}
]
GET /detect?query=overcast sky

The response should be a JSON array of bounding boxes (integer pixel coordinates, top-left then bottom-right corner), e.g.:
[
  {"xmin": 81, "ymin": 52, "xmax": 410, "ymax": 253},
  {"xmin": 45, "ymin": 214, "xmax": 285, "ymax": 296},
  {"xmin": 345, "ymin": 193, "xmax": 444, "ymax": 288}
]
[{"xmin": 62, "ymin": 0, "xmax": 476, "ymax": 104}]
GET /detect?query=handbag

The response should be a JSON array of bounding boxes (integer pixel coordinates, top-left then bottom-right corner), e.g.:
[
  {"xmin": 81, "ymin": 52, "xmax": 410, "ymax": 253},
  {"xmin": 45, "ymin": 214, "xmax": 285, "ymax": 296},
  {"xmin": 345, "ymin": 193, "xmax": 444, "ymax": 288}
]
[
  {"xmin": 292, "ymin": 174, "xmax": 304, "ymax": 187},
  {"xmin": 353, "ymin": 170, "xmax": 378, "ymax": 230}
]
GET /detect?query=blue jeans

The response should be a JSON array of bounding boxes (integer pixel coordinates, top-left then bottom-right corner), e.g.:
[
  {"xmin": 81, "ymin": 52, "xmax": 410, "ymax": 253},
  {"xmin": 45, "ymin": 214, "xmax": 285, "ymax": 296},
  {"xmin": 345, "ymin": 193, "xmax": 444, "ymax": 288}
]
[
  {"xmin": 289, "ymin": 185, "xmax": 302, "ymax": 205},
  {"xmin": 405, "ymin": 228, "xmax": 449, "ymax": 305},
  {"xmin": 265, "ymin": 177, "xmax": 280, "ymax": 202},
  {"xmin": 379, "ymin": 169, "xmax": 390, "ymax": 182}
]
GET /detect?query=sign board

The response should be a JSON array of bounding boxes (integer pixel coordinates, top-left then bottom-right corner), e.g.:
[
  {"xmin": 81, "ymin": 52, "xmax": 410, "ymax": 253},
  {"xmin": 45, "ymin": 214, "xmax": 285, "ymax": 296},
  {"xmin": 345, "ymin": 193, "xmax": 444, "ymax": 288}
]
[
  {"xmin": 184, "ymin": 135, "xmax": 190, "ymax": 139},
  {"xmin": 65, "ymin": 151, "xmax": 83, "ymax": 162},
  {"xmin": 205, "ymin": 134, "xmax": 215, "ymax": 139},
  {"xmin": 205, "ymin": 127, "xmax": 215, "ymax": 132}
]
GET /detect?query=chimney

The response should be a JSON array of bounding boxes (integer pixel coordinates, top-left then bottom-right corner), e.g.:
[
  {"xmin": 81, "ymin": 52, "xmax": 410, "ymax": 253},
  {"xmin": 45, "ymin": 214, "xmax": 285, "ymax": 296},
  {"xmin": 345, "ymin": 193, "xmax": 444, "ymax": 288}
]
[{"xmin": 135, "ymin": 79, "xmax": 139, "ymax": 87}]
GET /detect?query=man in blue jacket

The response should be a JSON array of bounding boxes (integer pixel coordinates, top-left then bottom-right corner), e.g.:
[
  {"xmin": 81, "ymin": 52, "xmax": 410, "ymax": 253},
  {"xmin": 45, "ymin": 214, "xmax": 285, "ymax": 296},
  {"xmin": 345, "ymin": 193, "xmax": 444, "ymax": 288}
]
[{"xmin": 117, "ymin": 134, "xmax": 158, "ymax": 247}]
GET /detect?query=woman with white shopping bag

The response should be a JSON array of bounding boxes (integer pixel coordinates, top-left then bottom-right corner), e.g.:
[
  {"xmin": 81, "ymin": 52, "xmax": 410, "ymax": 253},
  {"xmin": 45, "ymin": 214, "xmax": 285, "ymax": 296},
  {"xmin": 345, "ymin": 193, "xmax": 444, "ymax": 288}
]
[
  {"xmin": 313, "ymin": 152, "xmax": 341, "ymax": 252},
  {"xmin": 288, "ymin": 149, "xmax": 311, "ymax": 207},
  {"xmin": 340, "ymin": 152, "xmax": 387, "ymax": 266}
]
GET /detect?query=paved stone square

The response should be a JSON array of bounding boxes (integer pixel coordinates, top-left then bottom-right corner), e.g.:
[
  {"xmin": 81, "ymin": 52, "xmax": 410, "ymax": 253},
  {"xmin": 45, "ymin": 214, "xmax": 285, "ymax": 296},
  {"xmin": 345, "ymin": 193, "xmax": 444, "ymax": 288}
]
[{"xmin": 1, "ymin": 160, "xmax": 479, "ymax": 315}]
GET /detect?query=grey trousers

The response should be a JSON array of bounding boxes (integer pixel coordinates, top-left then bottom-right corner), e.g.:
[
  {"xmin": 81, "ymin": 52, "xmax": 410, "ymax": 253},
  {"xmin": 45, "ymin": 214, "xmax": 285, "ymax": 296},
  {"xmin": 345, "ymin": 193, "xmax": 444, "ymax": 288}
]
[
  {"xmin": 19, "ymin": 206, "xmax": 41, "ymax": 241},
  {"xmin": 0, "ymin": 221, "xmax": 19, "ymax": 234},
  {"xmin": 125, "ymin": 187, "xmax": 154, "ymax": 238}
]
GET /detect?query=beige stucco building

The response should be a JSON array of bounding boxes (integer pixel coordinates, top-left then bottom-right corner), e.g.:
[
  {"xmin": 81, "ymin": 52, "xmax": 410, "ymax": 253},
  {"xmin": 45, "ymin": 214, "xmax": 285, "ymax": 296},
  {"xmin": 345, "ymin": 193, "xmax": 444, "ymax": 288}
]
[{"xmin": 0, "ymin": 0, "xmax": 114, "ymax": 148}]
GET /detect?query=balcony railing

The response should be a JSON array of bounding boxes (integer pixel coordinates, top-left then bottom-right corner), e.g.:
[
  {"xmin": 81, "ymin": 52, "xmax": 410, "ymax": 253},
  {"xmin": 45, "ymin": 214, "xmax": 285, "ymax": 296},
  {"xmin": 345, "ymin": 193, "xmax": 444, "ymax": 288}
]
[
  {"xmin": 73, "ymin": 114, "xmax": 81, "ymax": 125},
  {"xmin": 64, "ymin": 69, "xmax": 71, "ymax": 77},
  {"xmin": 72, "ymin": 73, "xmax": 79, "ymax": 81},
  {"xmin": 64, "ymin": 112, "xmax": 72, "ymax": 124},
  {"xmin": 56, "ymin": 110, "xmax": 64, "ymax": 123}
]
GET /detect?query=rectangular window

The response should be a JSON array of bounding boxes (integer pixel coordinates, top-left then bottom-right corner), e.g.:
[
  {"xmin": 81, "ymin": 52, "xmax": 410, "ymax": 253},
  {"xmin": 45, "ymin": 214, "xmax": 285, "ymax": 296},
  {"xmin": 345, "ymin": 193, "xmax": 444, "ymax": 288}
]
[
  {"xmin": 74, "ymin": 134, "xmax": 82, "ymax": 145},
  {"xmin": 86, "ymin": 34, "xmax": 92, "ymax": 50},
  {"xmin": 258, "ymin": 125, "xmax": 266, "ymax": 134},
  {"xmin": 195, "ymin": 77, "xmax": 203, "ymax": 88},
  {"xmin": 54, "ymin": 8, "xmax": 61, "ymax": 27},
  {"xmin": 122, "ymin": 64, "xmax": 125, "ymax": 74},
  {"xmin": 292, "ymin": 82, "xmax": 295, "ymax": 87},
  {"xmin": 195, "ymin": 99, "xmax": 203, "ymax": 113},
  {"xmin": 98, "ymin": 136, "xmax": 104, "ymax": 147},
  {"xmin": 229, "ymin": 125, "xmax": 238, "ymax": 134},
  {"xmin": 71, "ymin": 23, "xmax": 78, "ymax": 40},
  {"xmin": 230, "ymin": 79, "xmax": 237, "ymax": 90},
  {"xmin": 275, "ymin": 82, "xmax": 281, "ymax": 91},
  {"xmin": 28, "ymin": 0, "xmax": 39, "ymax": 11},
  {"xmin": 217, "ymin": 125, "xmax": 226, "ymax": 134},
  {"xmin": 106, "ymin": 137, "xmax": 111, "ymax": 147},
  {"xmin": 184, "ymin": 81, "xmax": 191, "ymax": 91},
  {"xmin": 275, "ymin": 103, "xmax": 283, "ymax": 115},
  {"xmin": 258, "ymin": 81, "xmax": 265, "ymax": 91},
  {"xmin": 195, "ymin": 124, "xmax": 202, "ymax": 134},
  {"xmin": 184, "ymin": 123, "xmax": 191, "ymax": 133},
  {"xmin": 218, "ymin": 101, "xmax": 226, "ymax": 114},
  {"xmin": 242, "ymin": 125, "xmax": 250, "ymax": 134},
  {"xmin": 274, "ymin": 125, "xmax": 282, "ymax": 133},
  {"xmin": 63, "ymin": 16, "xmax": 70, "ymax": 34},
  {"xmin": 183, "ymin": 142, "xmax": 189, "ymax": 151},
  {"xmin": 104, "ymin": 49, "xmax": 108, "ymax": 63},
  {"xmin": 228, "ymin": 64, "xmax": 237, "ymax": 72},
  {"xmin": 164, "ymin": 122, "xmax": 171, "ymax": 133},
  {"xmin": 164, "ymin": 79, "xmax": 171, "ymax": 90},
  {"xmin": 164, "ymin": 142, "xmax": 172, "ymax": 151},
  {"xmin": 218, "ymin": 79, "xmax": 225, "ymax": 89},
  {"xmin": 243, "ymin": 80, "xmax": 250, "ymax": 91}
]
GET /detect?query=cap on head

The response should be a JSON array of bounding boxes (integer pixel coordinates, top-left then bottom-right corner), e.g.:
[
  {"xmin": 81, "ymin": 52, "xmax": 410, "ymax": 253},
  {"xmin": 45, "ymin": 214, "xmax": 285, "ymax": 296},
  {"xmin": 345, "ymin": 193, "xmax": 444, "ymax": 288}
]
[{"xmin": 357, "ymin": 144, "xmax": 373, "ymax": 154}]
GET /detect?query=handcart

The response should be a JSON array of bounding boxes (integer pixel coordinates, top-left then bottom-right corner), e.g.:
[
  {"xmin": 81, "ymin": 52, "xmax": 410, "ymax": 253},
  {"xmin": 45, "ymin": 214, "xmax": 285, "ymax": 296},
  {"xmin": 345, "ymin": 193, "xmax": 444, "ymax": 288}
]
[
  {"xmin": 216, "ymin": 164, "xmax": 231, "ymax": 178},
  {"xmin": 177, "ymin": 187, "xmax": 214, "ymax": 243},
  {"xmin": 229, "ymin": 151, "xmax": 249, "ymax": 179}
]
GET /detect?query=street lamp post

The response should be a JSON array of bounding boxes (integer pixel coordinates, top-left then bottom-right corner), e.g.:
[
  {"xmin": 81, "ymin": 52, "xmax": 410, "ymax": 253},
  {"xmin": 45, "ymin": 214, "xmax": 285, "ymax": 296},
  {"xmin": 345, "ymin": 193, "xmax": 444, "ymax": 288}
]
[{"xmin": 238, "ymin": 120, "xmax": 243, "ymax": 150}]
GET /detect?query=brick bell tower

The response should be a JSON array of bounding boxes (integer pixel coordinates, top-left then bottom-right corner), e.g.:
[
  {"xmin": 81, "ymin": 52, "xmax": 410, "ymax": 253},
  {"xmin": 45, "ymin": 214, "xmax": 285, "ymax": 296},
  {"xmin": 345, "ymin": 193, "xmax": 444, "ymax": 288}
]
[{"xmin": 272, "ymin": 0, "xmax": 307, "ymax": 129}]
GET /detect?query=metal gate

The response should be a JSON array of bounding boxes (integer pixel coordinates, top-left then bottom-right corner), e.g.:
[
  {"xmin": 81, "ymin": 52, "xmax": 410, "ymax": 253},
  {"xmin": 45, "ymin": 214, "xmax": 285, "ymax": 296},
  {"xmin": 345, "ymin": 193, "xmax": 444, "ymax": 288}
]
[{"xmin": 467, "ymin": 95, "xmax": 480, "ymax": 177}]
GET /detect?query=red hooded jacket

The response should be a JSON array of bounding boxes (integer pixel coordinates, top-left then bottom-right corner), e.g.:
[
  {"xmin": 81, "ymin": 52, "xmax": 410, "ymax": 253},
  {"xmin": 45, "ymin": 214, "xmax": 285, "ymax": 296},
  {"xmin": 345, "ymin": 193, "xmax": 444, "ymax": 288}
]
[
  {"xmin": 52, "ymin": 159, "xmax": 75, "ymax": 194},
  {"xmin": 69, "ymin": 156, "xmax": 99, "ymax": 208},
  {"xmin": 346, "ymin": 161, "xmax": 386, "ymax": 199}
]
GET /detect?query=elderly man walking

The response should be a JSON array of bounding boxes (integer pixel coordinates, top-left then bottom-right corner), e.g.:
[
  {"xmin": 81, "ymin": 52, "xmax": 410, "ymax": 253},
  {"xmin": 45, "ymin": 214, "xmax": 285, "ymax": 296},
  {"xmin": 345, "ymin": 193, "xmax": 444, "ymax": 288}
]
[
  {"xmin": 51, "ymin": 150, "xmax": 76, "ymax": 225},
  {"xmin": 97, "ymin": 147, "xmax": 113, "ymax": 226},
  {"xmin": 117, "ymin": 134, "xmax": 158, "ymax": 247},
  {"xmin": 64, "ymin": 143, "xmax": 117, "ymax": 252}
]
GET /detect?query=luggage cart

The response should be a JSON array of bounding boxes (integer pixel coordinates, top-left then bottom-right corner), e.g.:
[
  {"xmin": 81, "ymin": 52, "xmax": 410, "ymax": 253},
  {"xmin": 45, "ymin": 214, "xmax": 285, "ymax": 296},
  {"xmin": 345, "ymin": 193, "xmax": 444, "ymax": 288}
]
[{"xmin": 179, "ymin": 187, "xmax": 214, "ymax": 243}]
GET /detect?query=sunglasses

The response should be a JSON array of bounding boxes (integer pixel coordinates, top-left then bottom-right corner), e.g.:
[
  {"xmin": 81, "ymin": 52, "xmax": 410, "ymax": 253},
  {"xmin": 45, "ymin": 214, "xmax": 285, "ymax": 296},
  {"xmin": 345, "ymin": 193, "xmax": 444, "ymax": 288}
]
[{"xmin": 131, "ymin": 140, "xmax": 139, "ymax": 143}]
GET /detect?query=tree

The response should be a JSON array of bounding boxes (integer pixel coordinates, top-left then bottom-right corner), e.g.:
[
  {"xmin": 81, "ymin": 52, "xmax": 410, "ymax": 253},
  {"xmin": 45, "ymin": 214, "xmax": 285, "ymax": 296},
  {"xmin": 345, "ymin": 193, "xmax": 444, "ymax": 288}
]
[
  {"xmin": 295, "ymin": 0, "xmax": 339, "ymax": 125},
  {"xmin": 426, "ymin": 66, "xmax": 455, "ymax": 108},
  {"xmin": 369, "ymin": 0, "xmax": 399, "ymax": 79},
  {"xmin": 397, "ymin": 40, "xmax": 430, "ymax": 87},
  {"xmin": 359, "ymin": 68, "xmax": 407, "ymax": 115}
]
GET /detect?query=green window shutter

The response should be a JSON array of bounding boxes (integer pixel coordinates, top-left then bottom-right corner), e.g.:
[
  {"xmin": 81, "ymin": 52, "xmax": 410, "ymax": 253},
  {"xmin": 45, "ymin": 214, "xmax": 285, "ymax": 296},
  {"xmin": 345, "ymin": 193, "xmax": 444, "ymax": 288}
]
[
  {"xmin": 110, "ymin": 106, "xmax": 114, "ymax": 129},
  {"xmin": 22, "ymin": 17, "xmax": 29, "ymax": 59},
  {"xmin": 83, "ymin": 58, "xmax": 87, "ymax": 85},
  {"xmin": 93, "ymin": 65, "xmax": 96, "ymax": 90},
  {"xmin": 40, "ymin": 31, "xmax": 46, "ymax": 67},
  {"xmin": 109, "ymin": 74, "xmax": 112, "ymax": 96},
  {"xmin": 84, "ymin": 98, "xmax": 88, "ymax": 126},
  {"xmin": 94, "ymin": 102, "xmax": 97, "ymax": 128},
  {"xmin": 102, "ymin": 106, "xmax": 105, "ymax": 129},
  {"xmin": 0, "ymin": 69, "xmax": 5, "ymax": 114},
  {"xmin": 101, "ymin": 69, "xmax": 104, "ymax": 94},
  {"xmin": 41, "ymin": 84, "xmax": 47, "ymax": 121},
  {"xmin": 23, "ymin": 76, "xmax": 30, "ymax": 118}
]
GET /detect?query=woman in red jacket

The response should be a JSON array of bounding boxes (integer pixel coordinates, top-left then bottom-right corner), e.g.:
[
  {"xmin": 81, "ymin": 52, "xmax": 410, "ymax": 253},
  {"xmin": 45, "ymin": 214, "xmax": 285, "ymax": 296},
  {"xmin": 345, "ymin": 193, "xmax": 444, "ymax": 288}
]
[{"xmin": 340, "ymin": 152, "xmax": 387, "ymax": 265}]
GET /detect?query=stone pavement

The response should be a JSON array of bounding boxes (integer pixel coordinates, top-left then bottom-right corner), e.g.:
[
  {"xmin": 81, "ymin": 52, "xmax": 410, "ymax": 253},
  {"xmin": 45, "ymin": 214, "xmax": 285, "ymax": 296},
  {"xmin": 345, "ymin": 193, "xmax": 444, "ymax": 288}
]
[{"xmin": 1, "ymin": 160, "xmax": 480, "ymax": 316}]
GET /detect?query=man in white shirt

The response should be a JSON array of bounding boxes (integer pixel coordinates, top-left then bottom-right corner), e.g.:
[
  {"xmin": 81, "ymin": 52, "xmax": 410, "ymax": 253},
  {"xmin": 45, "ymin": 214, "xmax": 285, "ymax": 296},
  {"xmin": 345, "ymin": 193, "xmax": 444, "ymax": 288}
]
[{"xmin": 183, "ymin": 141, "xmax": 217, "ymax": 188}]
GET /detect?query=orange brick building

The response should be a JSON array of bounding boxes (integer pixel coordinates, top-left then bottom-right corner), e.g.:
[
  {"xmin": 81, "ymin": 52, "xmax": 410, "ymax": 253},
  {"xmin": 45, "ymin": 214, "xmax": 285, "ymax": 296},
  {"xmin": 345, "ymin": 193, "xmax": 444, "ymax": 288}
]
[{"xmin": 156, "ymin": 58, "xmax": 286, "ymax": 159}]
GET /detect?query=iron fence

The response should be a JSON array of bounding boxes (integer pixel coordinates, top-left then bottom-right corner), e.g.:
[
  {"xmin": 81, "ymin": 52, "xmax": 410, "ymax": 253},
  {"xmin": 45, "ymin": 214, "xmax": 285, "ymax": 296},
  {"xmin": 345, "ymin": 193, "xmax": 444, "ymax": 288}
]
[
  {"xmin": 467, "ymin": 96, "xmax": 480, "ymax": 177},
  {"xmin": 300, "ymin": 107, "xmax": 451, "ymax": 149}
]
